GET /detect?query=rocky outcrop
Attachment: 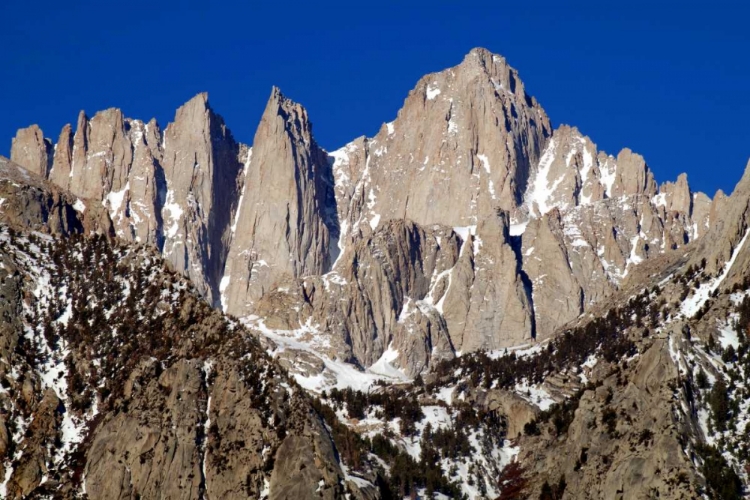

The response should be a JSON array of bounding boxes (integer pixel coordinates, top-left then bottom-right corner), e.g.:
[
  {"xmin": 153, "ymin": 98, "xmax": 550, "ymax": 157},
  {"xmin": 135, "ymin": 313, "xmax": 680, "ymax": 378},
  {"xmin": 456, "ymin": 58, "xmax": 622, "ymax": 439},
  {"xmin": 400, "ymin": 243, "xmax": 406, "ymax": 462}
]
[
  {"xmin": 84, "ymin": 357, "xmax": 345, "ymax": 500},
  {"xmin": 440, "ymin": 213, "xmax": 534, "ymax": 351},
  {"xmin": 299, "ymin": 219, "xmax": 461, "ymax": 375},
  {"xmin": 9, "ymin": 93, "xmax": 244, "ymax": 305},
  {"xmin": 252, "ymin": 213, "xmax": 534, "ymax": 373},
  {"xmin": 0, "ymin": 227, "xmax": 366, "ymax": 500},
  {"xmin": 10, "ymin": 125, "xmax": 51, "ymax": 178},
  {"xmin": 0, "ymin": 156, "xmax": 112, "ymax": 236},
  {"xmin": 15, "ymin": 109, "xmax": 164, "ymax": 244},
  {"xmin": 48, "ymin": 124, "xmax": 74, "ymax": 188},
  {"xmin": 160, "ymin": 93, "xmax": 244, "ymax": 305},
  {"xmin": 508, "ymin": 125, "xmax": 713, "ymax": 337},
  {"xmin": 220, "ymin": 88, "xmax": 337, "ymax": 317},
  {"xmin": 691, "ymin": 159, "xmax": 750, "ymax": 281},
  {"xmin": 518, "ymin": 338, "xmax": 702, "ymax": 499},
  {"xmin": 118, "ymin": 118, "xmax": 163, "ymax": 245},
  {"xmin": 477, "ymin": 390, "xmax": 538, "ymax": 439}
]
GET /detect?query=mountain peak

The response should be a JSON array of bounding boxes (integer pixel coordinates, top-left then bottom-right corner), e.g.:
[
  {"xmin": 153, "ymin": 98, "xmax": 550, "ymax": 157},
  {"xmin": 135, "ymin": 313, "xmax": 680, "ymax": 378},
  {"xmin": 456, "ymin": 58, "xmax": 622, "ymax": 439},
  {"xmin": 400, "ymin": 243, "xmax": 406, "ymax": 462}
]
[
  {"xmin": 186, "ymin": 91, "xmax": 209, "ymax": 106},
  {"xmin": 269, "ymin": 85, "xmax": 284, "ymax": 100},
  {"xmin": 265, "ymin": 86, "xmax": 304, "ymax": 114},
  {"xmin": 466, "ymin": 46, "xmax": 506, "ymax": 63},
  {"xmin": 170, "ymin": 92, "xmax": 213, "ymax": 126}
]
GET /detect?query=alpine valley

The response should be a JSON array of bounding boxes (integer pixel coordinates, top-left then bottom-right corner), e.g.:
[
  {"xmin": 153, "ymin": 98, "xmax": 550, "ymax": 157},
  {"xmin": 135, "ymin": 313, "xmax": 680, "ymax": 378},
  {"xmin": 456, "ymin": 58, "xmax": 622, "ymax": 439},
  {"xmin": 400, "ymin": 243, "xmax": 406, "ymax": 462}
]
[{"xmin": 1, "ymin": 48, "xmax": 749, "ymax": 499}]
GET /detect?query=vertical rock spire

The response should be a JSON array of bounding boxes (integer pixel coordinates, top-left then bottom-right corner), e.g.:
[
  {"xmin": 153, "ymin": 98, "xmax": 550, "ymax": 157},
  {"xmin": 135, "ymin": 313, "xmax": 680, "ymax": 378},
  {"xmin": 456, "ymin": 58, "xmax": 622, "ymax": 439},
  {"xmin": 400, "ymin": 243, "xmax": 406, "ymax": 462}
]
[
  {"xmin": 10, "ymin": 125, "xmax": 52, "ymax": 178},
  {"xmin": 220, "ymin": 87, "xmax": 336, "ymax": 316},
  {"xmin": 160, "ymin": 92, "xmax": 244, "ymax": 305},
  {"xmin": 48, "ymin": 123, "xmax": 74, "ymax": 188}
]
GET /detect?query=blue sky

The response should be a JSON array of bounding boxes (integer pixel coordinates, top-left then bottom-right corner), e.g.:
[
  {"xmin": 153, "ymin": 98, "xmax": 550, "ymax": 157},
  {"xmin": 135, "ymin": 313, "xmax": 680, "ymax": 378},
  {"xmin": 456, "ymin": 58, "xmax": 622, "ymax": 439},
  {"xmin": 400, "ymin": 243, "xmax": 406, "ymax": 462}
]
[{"xmin": 1, "ymin": 1, "xmax": 748, "ymax": 196}]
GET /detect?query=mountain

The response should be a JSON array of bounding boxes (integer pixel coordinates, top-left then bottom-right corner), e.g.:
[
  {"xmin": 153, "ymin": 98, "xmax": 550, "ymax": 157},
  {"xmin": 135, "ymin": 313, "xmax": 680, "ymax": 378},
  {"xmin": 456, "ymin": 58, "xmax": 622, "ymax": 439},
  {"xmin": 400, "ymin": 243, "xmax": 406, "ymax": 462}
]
[
  {"xmin": 3, "ymin": 47, "xmax": 749, "ymax": 499},
  {"xmin": 9, "ymin": 48, "xmax": 713, "ymax": 377},
  {"xmin": 0, "ymin": 175, "xmax": 379, "ymax": 499}
]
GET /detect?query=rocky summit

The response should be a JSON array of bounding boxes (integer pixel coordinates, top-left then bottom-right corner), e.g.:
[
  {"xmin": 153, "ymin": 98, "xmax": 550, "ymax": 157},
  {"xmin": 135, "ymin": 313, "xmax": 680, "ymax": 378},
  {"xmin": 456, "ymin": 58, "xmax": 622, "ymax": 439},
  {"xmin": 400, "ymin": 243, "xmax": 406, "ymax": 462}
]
[{"xmin": 1, "ymin": 48, "xmax": 749, "ymax": 499}]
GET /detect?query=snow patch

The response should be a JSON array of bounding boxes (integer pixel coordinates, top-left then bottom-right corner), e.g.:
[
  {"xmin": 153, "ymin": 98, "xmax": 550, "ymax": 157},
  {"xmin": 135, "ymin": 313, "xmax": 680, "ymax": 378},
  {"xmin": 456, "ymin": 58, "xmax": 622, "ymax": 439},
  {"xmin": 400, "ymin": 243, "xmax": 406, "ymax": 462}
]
[
  {"xmin": 426, "ymin": 85, "xmax": 441, "ymax": 100},
  {"xmin": 163, "ymin": 189, "xmax": 183, "ymax": 239},
  {"xmin": 230, "ymin": 148, "xmax": 252, "ymax": 236},
  {"xmin": 369, "ymin": 344, "xmax": 406, "ymax": 380},
  {"xmin": 452, "ymin": 225, "xmax": 476, "ymax": 241},
  {"xmin": 104, "ymin": 182, "xmax": 129, "ymax": 219},
  {"xmin": 509, "ymin": 221, "xmax": 528, "ymax": 236},
  {"xmin": 651, "ymin": 193, "xmax": 667, "ymax": 208},
  {"xmin": 599, "ymin": 159, "xmax": 617, "ymax": 198},
  {"xmin": 526, "ymin": 139, "xmax": 566, "ymax": 216}
]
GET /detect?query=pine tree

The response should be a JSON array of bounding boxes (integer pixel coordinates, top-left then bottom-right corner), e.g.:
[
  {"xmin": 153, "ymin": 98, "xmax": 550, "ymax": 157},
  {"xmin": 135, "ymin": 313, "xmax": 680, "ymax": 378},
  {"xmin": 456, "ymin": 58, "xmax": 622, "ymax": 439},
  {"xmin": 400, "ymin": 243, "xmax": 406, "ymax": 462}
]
[
  {"xmin": 708, "ymin": 378, "xmax": 730, "ymax": 432},
  {"xmin": 707, "ymin": 333, "xmax": 717, "ymax": 353},
  {"xmin": 696, "ymin": 367, "xmax": 709, "ymax": 390}
]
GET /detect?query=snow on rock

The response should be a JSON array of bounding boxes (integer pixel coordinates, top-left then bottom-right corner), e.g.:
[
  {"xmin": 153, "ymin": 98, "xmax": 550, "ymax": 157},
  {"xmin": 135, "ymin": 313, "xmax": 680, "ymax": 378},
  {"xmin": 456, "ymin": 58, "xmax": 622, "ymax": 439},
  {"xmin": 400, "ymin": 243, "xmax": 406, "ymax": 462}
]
[
  {"xmin": 435, "ymin": 385, "xmax": 456, "ymax": 405},
  {"xmin": 599, "ymin": 158, "xmax": 617, "ymax": 198},
  {"xmin": 369, "ymin": 343, "xmax": 407, "ymax": 380},
  {"xmin": 230, "ymin": 147, "xmax": 252, "ymax": 237},
  {"xmin": 486, "ymin": 342, "xmax": 545, "ymax": 360},
  {"xmin": 681, "ymin": 228, "xmax": 750, "ymax": 318},
  {"xmin": 651, "ymin": 193, "xmax": 667, "ymax": 208},
  {"xmin": 509, "ymin": 220, "xmax": 528, "ymax": 236},
  {"xmin": 162, "ymin": 189, "xmax": 183, "ymax": 239},
  {"xmin": 718, "ymin": 325, "xmax": 740, "ymax": 350},
  {"xmin": 219, "ymin": 275, "xmax": 231, "ymax": 312},
  {"xmin": 426, "ymin": 84, "xmax": 441, "ymax": 100},
  {"xmin": 369, "ymin": 213, "xmax": 381, "ymax": 230},
  {"xmin": 579, "ymin": 145, "xmax": 594, "ymax": 205},
  {"xmin": 104, "ymin": 182, "xmax": 129, "ymax": 221},
  {"xmin": 452, "ymin": 225, "xmax": 476, "ymax": 241},
  {"xmin": 514, "ymin": 380, "xmax": 556, "ymax": 411},
  {"xmin": 526, "ymin": 138, "xmax": 565, "ymax": 216},
  {"xmin": 244, "ymin": 316, "xmax": 408, "ymax": 393}
]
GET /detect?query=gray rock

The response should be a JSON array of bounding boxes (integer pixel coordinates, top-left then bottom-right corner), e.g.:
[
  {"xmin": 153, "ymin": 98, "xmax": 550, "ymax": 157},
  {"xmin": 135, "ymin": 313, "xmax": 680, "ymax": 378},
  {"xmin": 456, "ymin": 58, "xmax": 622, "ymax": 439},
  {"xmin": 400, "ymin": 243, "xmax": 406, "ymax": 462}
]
[
  {"xmin": 221, "ymin": 87, "xmax": 336, "ymax": 317},
  {"xmin": 10, "ymin": 125, "xmax": 52, "ymax": 178}
]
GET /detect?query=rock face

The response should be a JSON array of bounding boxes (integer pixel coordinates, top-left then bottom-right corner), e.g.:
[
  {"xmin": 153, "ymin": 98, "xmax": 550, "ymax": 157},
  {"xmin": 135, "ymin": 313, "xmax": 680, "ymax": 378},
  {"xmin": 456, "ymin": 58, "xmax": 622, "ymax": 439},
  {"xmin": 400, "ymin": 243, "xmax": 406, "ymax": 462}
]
[
  {"xmin": 304, "ymin": 219, "xmax": 461, "ymax": 375},
  {"xmin": 9, "ymin": 94, "xmax": 244, "ymax": 306},
  {"xmin": 84, "ymin": 357, "xmax": 344, "ymax": 500},
  {"xmin": 439, "ymin": 214, "xmax": 534, "ymax": 351},
  {"xmin": 220, "ymin": 88, "xmax": 337, "ymax": 316},
  {"xmin": 58, "ymin": 109, "xmax": 167, "ymax": 247},
  {"xmin": 0, "ymin": 156, "xmax": 111, "ymax": 236},
  {"xmin": 10, "ymin": 125, "xmax": 51, "ymax": 178},
  {"xmin": 160, "ymin": 93, "xmax": 243, "ymax": 304},
  {"xmin": 520, "ymin": 339, "xmax": 703, "ymax": 499},
  {"xmin": 329, "ymin": 47, "xmax": 552, "ymax": 241},
  {"xmin": 7, "ymin": 47, "xmax": 716, "ymax": 375},
  {"xmin": 690, "ymin": 159, "xmax": 750, "ymax": 282},
  {"xmin": 511, "ymin": 125, "xmax": 710, "ymax": 338}
]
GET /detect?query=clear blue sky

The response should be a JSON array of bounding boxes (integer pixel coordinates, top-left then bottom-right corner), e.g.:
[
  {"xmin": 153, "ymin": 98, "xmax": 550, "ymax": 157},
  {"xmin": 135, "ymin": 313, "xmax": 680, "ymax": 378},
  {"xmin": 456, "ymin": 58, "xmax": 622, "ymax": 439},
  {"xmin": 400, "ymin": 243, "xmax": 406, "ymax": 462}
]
[{"xmin": 1, "ymin": 1, "xmax": 748, "ymax": 197}]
